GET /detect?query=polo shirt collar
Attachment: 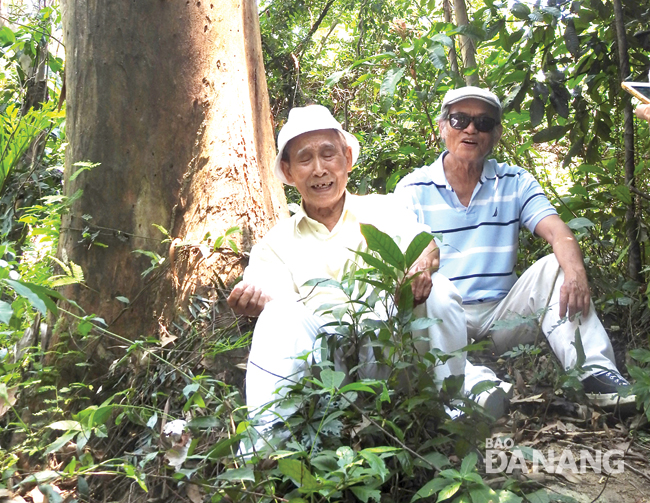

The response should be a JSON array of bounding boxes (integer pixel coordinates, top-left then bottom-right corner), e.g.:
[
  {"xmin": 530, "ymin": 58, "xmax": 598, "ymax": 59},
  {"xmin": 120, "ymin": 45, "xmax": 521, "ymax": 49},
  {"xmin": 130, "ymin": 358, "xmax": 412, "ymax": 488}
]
[
  {"xmin": 293, "ymin": 191, "xmax": 354, "ymax": 235},
  {"xmin": 432, "ymin": 151, "xmax": 496, "ymax": 187}
]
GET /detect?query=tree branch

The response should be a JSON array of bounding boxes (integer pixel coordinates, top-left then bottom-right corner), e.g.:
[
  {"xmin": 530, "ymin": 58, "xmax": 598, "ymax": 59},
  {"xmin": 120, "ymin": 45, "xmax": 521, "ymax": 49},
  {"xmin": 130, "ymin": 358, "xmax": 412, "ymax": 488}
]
[{"xmin": 294, "ymin": 0, "xmax": 336, "ymax": 57}]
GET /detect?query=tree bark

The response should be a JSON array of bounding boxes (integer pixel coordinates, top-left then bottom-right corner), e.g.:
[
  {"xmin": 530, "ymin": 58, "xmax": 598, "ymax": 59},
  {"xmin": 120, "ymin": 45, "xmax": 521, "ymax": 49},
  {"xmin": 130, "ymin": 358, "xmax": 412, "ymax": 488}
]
[
  {"xmin": 57, "ymin": 0, "xmax": 288, "ymax": 351},
  {"xmin": 443, "ymin": 0, "xmax": 459, "ymax": 75},
  {"xmin": 453, "ymin": 0, "xmax": 479, "ymax": 86},
  {"xmin": 612, "ymin": 0, "xmax": 642, "ymax": 282}
]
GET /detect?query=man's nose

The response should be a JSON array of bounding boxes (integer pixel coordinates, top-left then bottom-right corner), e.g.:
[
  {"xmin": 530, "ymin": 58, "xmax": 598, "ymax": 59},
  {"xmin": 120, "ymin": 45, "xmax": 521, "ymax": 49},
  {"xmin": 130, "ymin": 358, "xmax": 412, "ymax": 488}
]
[
  {"xmin": 464, "ymin": 120, "xmax": 478, "ymax": 133},
  {"xmin": 313, "ymin": 158, "xmax": 327, "ymax": 175}
]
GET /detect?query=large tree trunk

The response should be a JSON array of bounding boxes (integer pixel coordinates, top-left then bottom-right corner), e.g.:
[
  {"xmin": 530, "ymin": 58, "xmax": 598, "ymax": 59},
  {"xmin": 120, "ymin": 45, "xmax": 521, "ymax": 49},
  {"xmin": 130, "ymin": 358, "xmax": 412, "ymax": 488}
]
[
  {"xmin": 612, "ymin": 0, "xmax": 642, "ymax": 282},
  {"xmin": 56, "ymin": 0, "xmax": 287, "ymax": 353},
  {"xmin": 453, "ymin": 0, "xmax": 479, "ymax": 86}
]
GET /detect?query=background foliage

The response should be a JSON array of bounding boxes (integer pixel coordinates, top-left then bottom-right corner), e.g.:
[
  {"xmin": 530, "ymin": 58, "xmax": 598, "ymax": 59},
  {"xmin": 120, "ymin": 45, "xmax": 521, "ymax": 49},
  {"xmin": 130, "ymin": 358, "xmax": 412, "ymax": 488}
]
[{"xmin": 0, "ymin": 1, "xmax": 649, "ymax": 503}]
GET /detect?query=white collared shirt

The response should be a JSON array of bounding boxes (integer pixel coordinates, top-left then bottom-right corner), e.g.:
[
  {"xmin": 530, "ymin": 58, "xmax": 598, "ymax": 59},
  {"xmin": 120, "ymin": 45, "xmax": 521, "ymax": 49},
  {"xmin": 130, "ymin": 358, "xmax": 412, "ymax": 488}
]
[{"xmin": 243, "ymin": 192, "xmax": 430, "ymax": 312}]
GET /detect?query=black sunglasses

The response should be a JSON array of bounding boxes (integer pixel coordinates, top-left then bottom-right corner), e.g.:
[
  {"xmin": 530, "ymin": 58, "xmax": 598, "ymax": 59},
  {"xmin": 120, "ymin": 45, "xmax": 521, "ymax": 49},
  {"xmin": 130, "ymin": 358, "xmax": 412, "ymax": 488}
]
[{"xmin": 448, "ymin": 113, "xmax": 499, "ymax": 133}]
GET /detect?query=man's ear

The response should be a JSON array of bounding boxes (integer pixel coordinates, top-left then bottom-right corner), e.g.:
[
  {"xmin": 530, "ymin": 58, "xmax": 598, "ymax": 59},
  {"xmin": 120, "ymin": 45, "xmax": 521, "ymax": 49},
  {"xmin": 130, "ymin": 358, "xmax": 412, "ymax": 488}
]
[
  {"xmin": 438, "ymin": 120, "xmax": 447, "ymax": 142},
  {"xmin": 281, "ymin": 160, "xmax": 294, "ymax": 184},
  {"xmin": 492, "ymin": 124, "xmax": 503, "ymax": 146},
  {"xmin": 345, "ymin": 146, "xmax": 353, "ymax": 172}
]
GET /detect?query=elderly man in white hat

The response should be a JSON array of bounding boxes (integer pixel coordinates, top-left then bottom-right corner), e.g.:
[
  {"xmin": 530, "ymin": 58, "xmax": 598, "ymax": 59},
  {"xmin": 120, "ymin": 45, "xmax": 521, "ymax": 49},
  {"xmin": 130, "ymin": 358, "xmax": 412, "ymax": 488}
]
[
  {"xmin": 227, "ymin": 105, "xmax": 507, "ymax": 444},
  {"xmin": 395, "ymin": 86, "xmax": 632, "ymax": 407}
]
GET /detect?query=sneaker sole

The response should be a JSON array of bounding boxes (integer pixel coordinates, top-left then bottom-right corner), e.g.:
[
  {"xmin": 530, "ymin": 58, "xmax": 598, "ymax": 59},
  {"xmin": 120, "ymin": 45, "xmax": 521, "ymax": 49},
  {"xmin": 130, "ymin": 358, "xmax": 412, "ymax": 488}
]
[{"xmin": 586, "ymin": 392, "xmax": 636, "ymax": 410}]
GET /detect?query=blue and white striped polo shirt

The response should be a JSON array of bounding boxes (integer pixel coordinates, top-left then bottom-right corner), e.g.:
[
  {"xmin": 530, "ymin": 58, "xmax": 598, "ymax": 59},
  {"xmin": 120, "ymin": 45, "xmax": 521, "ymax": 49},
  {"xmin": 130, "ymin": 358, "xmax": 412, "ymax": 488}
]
[{"xmin": 395, "ymin": 152, "xmax": 557, "ymax": 304}]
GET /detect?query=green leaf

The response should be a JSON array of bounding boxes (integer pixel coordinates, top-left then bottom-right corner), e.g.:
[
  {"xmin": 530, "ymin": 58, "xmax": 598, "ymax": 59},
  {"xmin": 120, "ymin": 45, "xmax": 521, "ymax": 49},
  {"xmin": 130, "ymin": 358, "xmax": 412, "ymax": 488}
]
[
  {"xmin": 511, "ymin": 2, "xmax": 531, "ymax": 20},
  {"xmin": 187, "ymin": 416, "xmax": 220, "ymax": 428},
  {"xmin": 530, "ymin": 96, "xmax": 545, "ymax": 128},
  {"xmin": 4, "ymin": 279, "xmax": 59, "ymax": 315},
  {"xmin": 44, "ymin": 432, "xmax": 76, "ymax": 455},
  {"xmin": 116, "ymin": 296, "xmax": 130, "ymax": 304},
  {"xmin": 563, "ymin": 19, "xmax": 580, "ymax": 59},
  {"xmin": 217, "ymin": 466, "xmax": 255, "ymax": 482},
  {"xmin": 495, "ymin": 490, "xmax": 523, "ymax": 503},
  {"xmin": 354, "ymin": 250, "xmax": 397, "ymax": 280},
  {"xmin": 339, "ymin": 382, "xmax": 378, "ymax": 394},
  {"xmin": 146, "ymin": 412, "xmax": 158, "ymax": 429},
  {"xmin": 207, "ymin": 434, "xmax": 241, "ymax": 459},
  {"xmin": 152, "ymin": 224, "xmax": 170, "ymax": 237},
  {"xmin": 302, "ymin": 278, "xmax": 342, "ymax": 289},
  {"xmin": 630, "ymin": 349, "xmax": 650, "ymax": 363},
  {"xmin": 411, "ymin": 477, "xmax": 452, "ymax": 502},
  {"xmin": 415, "ymin": 451, "xmax": 450, "ymax": 470},
  {"xmin": 437, "ymin": 480, "xmax": 461, "ymax": 501},
  {"xmin": 460, "ymin": 452, "xmax": 478, "ymax": 475},
  {"xmin": 278, "ymin": 459, "xmax": 321, "ymax": 491},
  {"xmin": 69, "ymin": 162, "xmax": 99, "ymax": 181},
  {"xmin": 0, "ymin": 300, "xmax": 13, "ymax": 324},
  {"xmin": 611, "ymin": 185, "xmax": 632, "ymax": 205},
  {"xmin": 409, "ymin": 317, "xmax": 440, "ymax": 331},
  {"xmin": 404, "ymin": 231, "xmax": 434, "ymax": 269},
  {"xmin": 380, "ymin": 67, "xmax": 405, "ymax": 112},
  {"xmin": 326, "ymin": 69, "xmax": 348, "ymax": 87},
  {"xmin": 47, "ymin": 420, "xmax": 83, "ymax": 431},
  {"xmin": 360, "ymin": 450, "xmax": 389, "ymax": 481},
  {"xmin": 524, "ymin": 489, "xmax": 550, "ymax": 503},
  {"xmin": 567, "ymin": 217, "xmax": 595, "ymax": 231},
  {"xmin": 360, "ymin": 224, "xmax": 405, "ymax": 270},
  {"xmin": 470, "ymin": 380, "xmax": 497, "ymax": 396},
  {"xmin": 532, "ymin": 126, "xmax": 567, "ymax": 143},
  {"xmin": 0, "ymin": 26, "xmax": 16, "ymax": 46},
  {"xmin": 469, "ymin": 486, "xmax": 498, "ymax": 503},
  {"xmin": 38, "ymin": 484, "xmax": 63, "ymax": 503},
  {"xmin": 572, "ymin": 327, "xmax": 586, "ymax": 368},
  {"xmin": 427, "ymin": 45, "xmax": 447, "ymax": 69},
  {"xmin": 20, "ymin": 470, "xmax": 60, "ymax": 486},
  {"xmin": 350, "ymin": 486, "xmax": 381, "ymax": 503},
  {"xmin": 320, "ymin": 369, "xmax": 346, "ymax": 391}
]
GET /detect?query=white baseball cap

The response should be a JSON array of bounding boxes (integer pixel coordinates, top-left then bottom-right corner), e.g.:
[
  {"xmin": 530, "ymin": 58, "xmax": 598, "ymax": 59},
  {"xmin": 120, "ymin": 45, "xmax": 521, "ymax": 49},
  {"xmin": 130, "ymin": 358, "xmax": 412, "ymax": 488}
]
[
  {"xmin": 273, "ymin": 105, "xmax": 360, "ymax": 186},
  {"xmin": 441, "ymin": 86, "xmax": 502, "ymax": 119}
]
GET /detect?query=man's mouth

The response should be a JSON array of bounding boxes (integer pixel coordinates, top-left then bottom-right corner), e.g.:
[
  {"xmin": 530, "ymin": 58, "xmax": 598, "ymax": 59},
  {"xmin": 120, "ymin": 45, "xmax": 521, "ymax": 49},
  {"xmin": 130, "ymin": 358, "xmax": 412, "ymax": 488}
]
[
  {"xmin": 312, "ymin": 181, "xmax": 333, "ymax": 190},
  {"xmin": 461, "ymin": 139, "xmax": 478, "ymax": 145}
]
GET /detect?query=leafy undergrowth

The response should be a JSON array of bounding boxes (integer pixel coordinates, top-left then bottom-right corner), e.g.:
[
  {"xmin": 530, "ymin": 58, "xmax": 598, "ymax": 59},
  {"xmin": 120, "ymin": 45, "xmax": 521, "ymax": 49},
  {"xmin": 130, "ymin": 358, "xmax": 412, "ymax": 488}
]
[{"xmin": 1, "ymin": 226, "xmax": 649, "ymax": 503}]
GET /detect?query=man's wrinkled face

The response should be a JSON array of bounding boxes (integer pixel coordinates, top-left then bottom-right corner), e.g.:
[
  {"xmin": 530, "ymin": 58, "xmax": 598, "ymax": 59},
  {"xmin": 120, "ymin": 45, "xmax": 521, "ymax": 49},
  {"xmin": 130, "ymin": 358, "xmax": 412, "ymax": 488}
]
[
  {"xmin": 281, "ymin": 129, "xmax": 352, "ymax": 218},
  {"xmin": 439, "ymin": 98, "xmax": 502, "ymax": 165}
]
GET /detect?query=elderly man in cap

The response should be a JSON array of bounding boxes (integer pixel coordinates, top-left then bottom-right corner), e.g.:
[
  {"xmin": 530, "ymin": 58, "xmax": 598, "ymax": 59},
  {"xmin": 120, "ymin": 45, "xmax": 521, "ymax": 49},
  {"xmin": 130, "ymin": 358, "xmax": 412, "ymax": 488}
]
[
  {"xmin": 395, "ymin": 86, "xmax": 632, "ymax": 406},
  {"xmin": 227, "ymin": 105, "xmax": 502, "ymax": 443}
]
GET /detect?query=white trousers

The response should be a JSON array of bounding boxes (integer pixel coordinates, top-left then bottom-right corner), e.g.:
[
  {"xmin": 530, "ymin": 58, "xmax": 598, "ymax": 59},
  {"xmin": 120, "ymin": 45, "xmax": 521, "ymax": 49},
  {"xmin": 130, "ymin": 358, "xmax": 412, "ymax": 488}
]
[
  {"xmin": 464, "ymin": 254, "xmax": 617, "ymax": 375},
  {"xmin": 245, "ymin": 272, "xmax": 468, "ymax": 428}
]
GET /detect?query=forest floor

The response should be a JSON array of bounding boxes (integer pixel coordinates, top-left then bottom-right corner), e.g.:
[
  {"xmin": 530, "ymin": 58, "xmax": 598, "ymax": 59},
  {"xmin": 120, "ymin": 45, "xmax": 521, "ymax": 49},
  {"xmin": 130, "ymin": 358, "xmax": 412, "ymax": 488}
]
[{"xmin": 483, "ymin": 375, "xmax": 650, "ymax": 503}]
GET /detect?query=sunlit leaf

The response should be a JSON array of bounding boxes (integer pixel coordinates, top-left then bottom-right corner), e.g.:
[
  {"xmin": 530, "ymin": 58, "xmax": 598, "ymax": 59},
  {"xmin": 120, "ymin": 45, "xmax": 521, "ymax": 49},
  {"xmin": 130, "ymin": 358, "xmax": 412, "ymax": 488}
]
[
  {"xmin": 360, "ymin": 224, "xmax": 405, "ymax": 270},
  {"xmin": 404, "ymin": 232, "xmax": 434, "ymax": 269}
]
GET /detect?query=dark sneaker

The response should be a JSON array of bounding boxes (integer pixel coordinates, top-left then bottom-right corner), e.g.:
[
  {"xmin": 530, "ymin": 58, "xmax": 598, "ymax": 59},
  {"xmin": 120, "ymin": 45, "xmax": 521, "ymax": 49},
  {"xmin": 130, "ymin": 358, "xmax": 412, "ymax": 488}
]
[{"xmin": 582, "ymin": 371, "xmax": 635, "ymax": 409}]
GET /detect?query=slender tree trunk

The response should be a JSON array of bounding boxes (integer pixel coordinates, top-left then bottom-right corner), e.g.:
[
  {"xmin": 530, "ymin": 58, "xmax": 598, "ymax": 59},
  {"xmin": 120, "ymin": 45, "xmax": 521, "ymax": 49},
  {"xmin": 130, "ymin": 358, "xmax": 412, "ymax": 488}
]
[
  {"xmin": 55, "ymin": 0, "xmax": 288, "ymax": 364},
  {"xmin": 453, "ymin": 0, "xmax": 478, "ymax": 86},
  {"xmin": 443, "ymin": 0, "xmax": 459, "ymax": 75},
  {"xmin": 613, "ymin": 0, "xmax": 642, "ymax": 281}
]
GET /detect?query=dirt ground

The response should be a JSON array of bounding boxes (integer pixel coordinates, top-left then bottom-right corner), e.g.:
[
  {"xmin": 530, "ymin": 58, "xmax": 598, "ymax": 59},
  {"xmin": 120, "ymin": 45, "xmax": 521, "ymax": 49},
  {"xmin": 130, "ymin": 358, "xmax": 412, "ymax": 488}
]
[{"xmin": 485, "ymin": 391, "xmax": 650, "ymax": 503}]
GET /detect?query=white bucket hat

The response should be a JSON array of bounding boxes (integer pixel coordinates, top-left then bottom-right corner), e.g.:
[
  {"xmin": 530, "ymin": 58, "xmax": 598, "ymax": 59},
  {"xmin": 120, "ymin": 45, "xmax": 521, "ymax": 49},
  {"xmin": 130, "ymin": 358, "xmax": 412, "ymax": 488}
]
[
  {"xmin": 273, "ymin": 105, "xmax": 360, "ymax": 186},
  {"xmin": 441, "ymin": 86, "xmax": 502, "ymax": 120}
]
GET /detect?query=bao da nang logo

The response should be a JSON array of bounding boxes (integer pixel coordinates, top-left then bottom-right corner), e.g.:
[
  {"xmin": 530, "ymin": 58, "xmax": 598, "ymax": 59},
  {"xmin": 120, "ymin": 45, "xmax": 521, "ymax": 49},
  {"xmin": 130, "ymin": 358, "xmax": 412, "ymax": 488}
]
[{"xmin": 485, "ymin": 437, "xmax": 624, "ymax": 474}]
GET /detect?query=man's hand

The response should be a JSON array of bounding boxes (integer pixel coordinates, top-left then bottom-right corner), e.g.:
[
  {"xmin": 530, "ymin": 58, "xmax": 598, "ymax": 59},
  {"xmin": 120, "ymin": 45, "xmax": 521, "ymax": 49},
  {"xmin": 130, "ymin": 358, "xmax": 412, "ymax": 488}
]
[
  {"xmin": 559, "ymin": 270, "xmax": 591, "ymax": 320},
  {"xmin": 635, "ymin": 104, "xmax": 650, "ymax": 121},
  {"xmin": 227, "ymin": 282, "xmax": 271, "ymax": 317},
  {"xmin": 407, "ymin": 262, "xmax": 433, "ymax": 306},
  {"xmin": 534, "ymin": 215, "xmax": 591, "ymax": 321},
  {"xmin": 406, "ymin": 240, "xmax": 439, "ymax": 306}
]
